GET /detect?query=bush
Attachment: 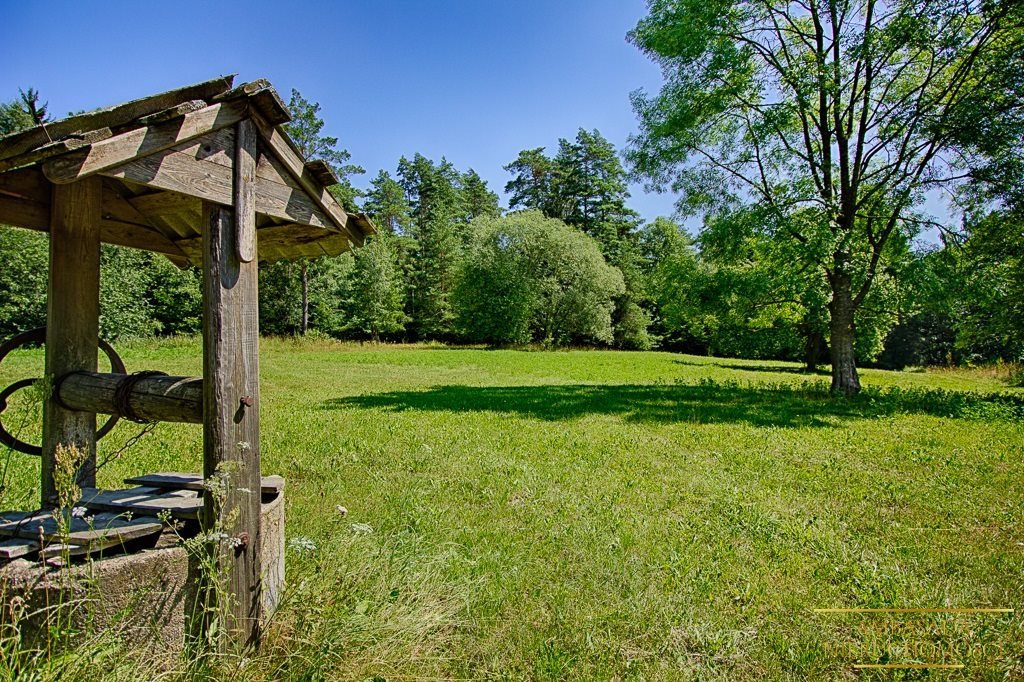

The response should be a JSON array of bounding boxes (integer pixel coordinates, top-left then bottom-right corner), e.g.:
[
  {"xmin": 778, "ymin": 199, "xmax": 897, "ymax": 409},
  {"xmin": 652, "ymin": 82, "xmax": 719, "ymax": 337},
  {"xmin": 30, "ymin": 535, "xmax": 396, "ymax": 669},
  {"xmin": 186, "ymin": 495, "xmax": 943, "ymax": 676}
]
[{"xmin": 453, "ymin": 211, "xmax": 625, "ymax": 345}]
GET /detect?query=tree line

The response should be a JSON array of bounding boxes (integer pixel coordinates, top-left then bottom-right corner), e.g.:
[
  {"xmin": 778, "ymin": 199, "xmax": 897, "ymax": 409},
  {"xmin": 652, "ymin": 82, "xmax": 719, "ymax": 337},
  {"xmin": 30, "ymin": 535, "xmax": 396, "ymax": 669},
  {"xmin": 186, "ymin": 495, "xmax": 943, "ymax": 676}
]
[{"xmin": 1, "ymin": 0, "xmax": 1022, "ymax": 395}]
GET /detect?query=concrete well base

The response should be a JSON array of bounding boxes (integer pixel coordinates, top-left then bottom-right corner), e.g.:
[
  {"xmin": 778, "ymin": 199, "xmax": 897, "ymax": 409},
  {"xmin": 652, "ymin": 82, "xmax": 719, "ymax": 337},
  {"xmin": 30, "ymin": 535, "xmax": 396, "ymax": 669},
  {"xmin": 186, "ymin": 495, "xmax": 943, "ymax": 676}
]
[{"xmin": 0, "ymin": 487, "xmax": 284, "ymax": 663}]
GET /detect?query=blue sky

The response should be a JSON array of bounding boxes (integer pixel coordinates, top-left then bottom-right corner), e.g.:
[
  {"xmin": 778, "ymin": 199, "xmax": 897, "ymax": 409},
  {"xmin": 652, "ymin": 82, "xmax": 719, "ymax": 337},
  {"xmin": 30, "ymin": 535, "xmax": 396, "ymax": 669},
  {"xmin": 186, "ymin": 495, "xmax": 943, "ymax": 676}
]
[{"xmin": 0, "ymin": 0, "xmax": 680, "ymax": 224}]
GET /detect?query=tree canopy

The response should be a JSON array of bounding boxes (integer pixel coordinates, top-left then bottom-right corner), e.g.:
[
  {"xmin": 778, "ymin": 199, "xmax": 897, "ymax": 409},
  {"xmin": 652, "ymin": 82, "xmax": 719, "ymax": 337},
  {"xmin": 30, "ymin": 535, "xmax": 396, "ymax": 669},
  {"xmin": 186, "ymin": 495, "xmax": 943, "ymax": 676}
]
[{"xmin": 628, "ymin": 0, "xmax": 1024, "ymax": 393}]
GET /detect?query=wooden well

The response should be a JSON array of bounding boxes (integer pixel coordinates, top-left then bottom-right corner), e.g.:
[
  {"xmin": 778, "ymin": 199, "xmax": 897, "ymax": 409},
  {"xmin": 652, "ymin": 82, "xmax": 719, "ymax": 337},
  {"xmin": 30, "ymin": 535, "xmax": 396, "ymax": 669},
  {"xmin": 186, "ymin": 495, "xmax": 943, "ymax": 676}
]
[{"xmin": 0, "ymin": 76, "xmax": 373, "ymax": 648}]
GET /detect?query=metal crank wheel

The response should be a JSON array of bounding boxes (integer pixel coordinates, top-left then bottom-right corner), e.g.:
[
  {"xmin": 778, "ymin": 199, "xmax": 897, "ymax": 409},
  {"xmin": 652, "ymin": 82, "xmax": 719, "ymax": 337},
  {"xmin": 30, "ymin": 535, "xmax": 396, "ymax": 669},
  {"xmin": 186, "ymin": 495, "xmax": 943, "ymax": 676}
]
[{"xmin": 0, "ymin": 327, "xmax": 127, "ymax": 456}]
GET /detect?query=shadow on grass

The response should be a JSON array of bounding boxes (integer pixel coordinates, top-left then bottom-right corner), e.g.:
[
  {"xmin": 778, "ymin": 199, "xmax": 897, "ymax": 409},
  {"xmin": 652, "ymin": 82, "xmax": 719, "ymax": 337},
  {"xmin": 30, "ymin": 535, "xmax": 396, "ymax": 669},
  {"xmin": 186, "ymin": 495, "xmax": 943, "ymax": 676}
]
[
  {"xmin": 323, "ymin": 379, "xmax": 1024, "ymax": 428},
  {"xmin": 674, "ymin": 358, "xmax": 832, "ymax": 376}
]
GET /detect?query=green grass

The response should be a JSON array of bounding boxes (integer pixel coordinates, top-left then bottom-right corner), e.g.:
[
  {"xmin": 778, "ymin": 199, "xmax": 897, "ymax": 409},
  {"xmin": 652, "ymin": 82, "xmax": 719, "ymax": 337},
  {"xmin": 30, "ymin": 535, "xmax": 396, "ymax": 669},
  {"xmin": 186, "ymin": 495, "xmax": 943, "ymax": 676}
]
[{"xmin": 1, "ymin": 339, "xmax": 1022, "ymax": 680}]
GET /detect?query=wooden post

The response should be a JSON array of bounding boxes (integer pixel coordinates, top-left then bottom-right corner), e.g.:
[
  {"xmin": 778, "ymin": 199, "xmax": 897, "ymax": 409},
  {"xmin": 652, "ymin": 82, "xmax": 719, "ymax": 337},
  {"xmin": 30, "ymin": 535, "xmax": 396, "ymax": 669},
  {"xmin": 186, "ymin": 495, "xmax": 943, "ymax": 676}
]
[
  {"xmin": 200, "ymin": 118, "xmax": 261, "ymax": 647},
  {"xmin": 42, "ymin": 177, "xmax": 101, "ymax": 507}
]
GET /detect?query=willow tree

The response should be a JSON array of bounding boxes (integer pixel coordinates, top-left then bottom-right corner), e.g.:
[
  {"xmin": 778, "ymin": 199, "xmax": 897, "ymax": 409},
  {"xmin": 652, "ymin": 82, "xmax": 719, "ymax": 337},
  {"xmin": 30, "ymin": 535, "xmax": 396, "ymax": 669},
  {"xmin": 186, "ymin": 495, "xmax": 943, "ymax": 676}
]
[{"xmin": 628, "ymin": 0, "xmax": 1022, "ymax": 393}]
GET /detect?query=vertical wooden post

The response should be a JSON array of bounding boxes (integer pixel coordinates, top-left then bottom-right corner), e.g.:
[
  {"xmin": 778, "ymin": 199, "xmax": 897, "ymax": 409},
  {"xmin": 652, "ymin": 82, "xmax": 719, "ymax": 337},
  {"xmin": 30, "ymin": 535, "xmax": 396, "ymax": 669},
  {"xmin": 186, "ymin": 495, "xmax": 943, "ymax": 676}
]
[
  {"xmin": 42, "ymin": 177, "xmax": 101, "ymax": 507},
  {"xmin": 201, "ymin": 119, "xmax": 262, "ymax": 646}
]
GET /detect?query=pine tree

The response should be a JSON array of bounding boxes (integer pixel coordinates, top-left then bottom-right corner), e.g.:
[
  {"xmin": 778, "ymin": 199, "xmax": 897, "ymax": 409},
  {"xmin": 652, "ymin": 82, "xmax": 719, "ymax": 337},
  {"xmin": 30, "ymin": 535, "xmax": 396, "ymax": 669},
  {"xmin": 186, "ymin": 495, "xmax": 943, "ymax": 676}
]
[
  {"xmin": 347, "ymin": 233, "xmax": 408, "ymax": 341},
  {"xmin": 280, "ymin": 89, "xmax": 364, "ymax": 335}
]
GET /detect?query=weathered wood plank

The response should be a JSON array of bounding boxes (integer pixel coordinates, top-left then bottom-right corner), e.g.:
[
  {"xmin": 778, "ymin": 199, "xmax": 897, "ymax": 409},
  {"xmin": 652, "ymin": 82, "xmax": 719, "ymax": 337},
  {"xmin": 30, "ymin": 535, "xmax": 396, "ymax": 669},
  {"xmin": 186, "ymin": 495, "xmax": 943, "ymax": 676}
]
[
  {"xmin": 248, "ymin": 87, "xmax": 291, "ymax": 126},
  {"xmin": 0, "ymin": 194, "xmax": 48, "ymax": 232},
  {"xmin": 0, "ymin": 199, "xmax": 186, "ymax": 258},
  {"xmin": 128, "ymin": 190, "xmax": 201, "ymax": 217},
  {"xmin": 100, "ymin": 186, "xmax": 189, "ymax": 256},
  {"xmin": 0, "ymin": 538, "xmax": 37, "ymax": 560},
  {"xmin": 0, "ymin": 178, "xmax": 188, "ymax": 259},
  {"xmin": 304, "ymin": 159, "xmax": 339, "ymax": 187},
  {"xmin": 124, "ymin": 472, "xmax": 284, "ymax": 495},
  {"xmin": 174, "ymin": 222, "xmax": 349, "ymax": 262},
  {"xmin": 249, "ymin": 112, "xmax": 361, "ymax": 242},
  {"xmin": 202, "ymin": 201, "xmax": 263, "ymax": 644},
  {"xmin": 42, "ymin": 100, "xmax": 249, "ymax": 185},
  {"xmin": 42, "ymin": 178, "xmax": 101, "ymax": 506},
  {"xmin": 0, "ymin": 167, "xmax": 51, "ymax": 231},
  {"xmin": 136, "ymin": 99, "xmax": 206, "ymax": 126},
  {"xmin": 100, "ymin": 218, "xmax": 189, "ymax": 257},
  {"xmin": 347, "ymin": 213, "xmax": 377, "ymax": 241},
  {"xmin": 0, "ymin": 139, "xmax": 89, "ymax": 173},
  {"xmin": 0, "ymin": 76, "xmax": 235, "ymax": 164},
  {"xmin": 79, "ymin": 487, "xmax": 202, "ymax": 520},
  {"xmin": 100, "ymin": 135, "xmax": 336, "ymax": 229},
  {"xmin": 235, "ymin": 120, "xmax": 257, "ymax": 262},
  {"xmin": 0, "ymin": 509, "xmax": 163, "ymax": 559},
  {"xmin": 0, "ymin": 509, "xmax": 162, "ymax": 539},
  {"xmin": 57, "ymin": 372, "xmax": 203, "ymax": 423},
  {"xmin": 0, "ymin": 166, "xmax": 49, "ymax": 203}
]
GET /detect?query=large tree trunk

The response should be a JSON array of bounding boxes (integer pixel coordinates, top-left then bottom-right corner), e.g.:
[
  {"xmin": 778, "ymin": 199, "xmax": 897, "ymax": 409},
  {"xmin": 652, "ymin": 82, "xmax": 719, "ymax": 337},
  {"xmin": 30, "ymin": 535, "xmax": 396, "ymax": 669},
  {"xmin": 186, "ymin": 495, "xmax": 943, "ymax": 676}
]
[
  {"xmin": 828, "ymin": 265, "xmax": 861, "ymax": 395},
  {"xmin": 300, "ymin": 262, "xmax": 309, "ymax": 336}
]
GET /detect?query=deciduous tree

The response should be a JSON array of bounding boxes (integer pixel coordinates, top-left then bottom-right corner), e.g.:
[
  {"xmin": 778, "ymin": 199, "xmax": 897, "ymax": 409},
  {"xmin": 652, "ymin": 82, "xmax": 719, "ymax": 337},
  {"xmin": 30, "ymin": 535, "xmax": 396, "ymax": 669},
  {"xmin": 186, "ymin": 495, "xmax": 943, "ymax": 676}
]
[{"xmin": 628, "ymin": 0, "xmax": 1022, "ymax": 393}]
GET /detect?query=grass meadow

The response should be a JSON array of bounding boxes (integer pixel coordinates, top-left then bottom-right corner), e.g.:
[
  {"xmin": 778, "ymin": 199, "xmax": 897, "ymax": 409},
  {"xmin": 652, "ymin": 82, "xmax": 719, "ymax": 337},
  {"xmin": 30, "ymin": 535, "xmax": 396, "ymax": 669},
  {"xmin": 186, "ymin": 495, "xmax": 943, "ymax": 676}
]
[{"xmin": 0, "ymin": 338, "xmax": 1022, "ymax": 680}]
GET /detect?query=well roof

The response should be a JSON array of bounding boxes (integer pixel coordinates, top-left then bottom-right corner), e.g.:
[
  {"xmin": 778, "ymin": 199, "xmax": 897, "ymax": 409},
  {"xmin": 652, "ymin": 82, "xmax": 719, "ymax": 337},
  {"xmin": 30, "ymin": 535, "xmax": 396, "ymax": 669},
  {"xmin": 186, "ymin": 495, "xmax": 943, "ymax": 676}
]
[{"xmin": 0, "ymin": 76, "xmax": 373, "ymax": 266}]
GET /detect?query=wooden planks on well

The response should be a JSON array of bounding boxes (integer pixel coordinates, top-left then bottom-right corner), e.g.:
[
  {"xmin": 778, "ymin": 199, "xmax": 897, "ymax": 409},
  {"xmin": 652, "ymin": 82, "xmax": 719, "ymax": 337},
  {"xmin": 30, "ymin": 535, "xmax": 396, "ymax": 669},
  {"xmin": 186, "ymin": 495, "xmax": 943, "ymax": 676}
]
[
  {"xmin": 124, "ymin": 472, "xmax": 283, "ymax": 495},
  {"xmin": 79, "ymin": 487, "xmax": 203, "ymax": 520},
  {"xmin": 0, "ymin": 509, "xmax": 164, "ymax": 559}
]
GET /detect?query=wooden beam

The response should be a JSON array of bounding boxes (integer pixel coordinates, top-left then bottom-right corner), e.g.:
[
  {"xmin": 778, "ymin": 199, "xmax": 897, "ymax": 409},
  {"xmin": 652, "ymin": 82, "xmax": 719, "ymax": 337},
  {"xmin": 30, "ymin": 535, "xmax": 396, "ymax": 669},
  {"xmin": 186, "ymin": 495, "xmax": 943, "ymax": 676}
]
[
  {"xmin": 249, "ymin": 112, "xmax": 363, "ymax": 244},
  {"xmin": 98, "ymin": 185, "xmax": 189, "ymax": 257},
  {"xmin": 0, "ymin": 190, "xmax": 186, "ymax": 258},
  {"xmin": 0, "ymin": 76, "xmax": 235, "ymax": 164},
  {"xmin": 173, "ymin": 223, "xmax": 350, "ymax": 262},
  {"xmin": 42, "ymin": 178, "xmax": 101, "ymax": 506},
  {"xmin": 304, "ymin": 159, "xmax": 338, "ymax": 187},
  {"xmin": 137, "ymin": 99, "xmax": 206, "ymax": 126},
  {"xmin": 99, "ymin": 132, "xmax": 337, "ymax": 229},
  {"xmin": 128, "ymin": 190, "xmax": 200, "ymax": 217},
  {"xmin": 100, "ymin": 218, "xmax": 189, "ymax": 257},
  {"xmin": 0, "ymin": 173, "xmax": 187, "ymax": 258},
  {"xmin": 213, "ymin": 80, "xmax": 291, "ymax": 126},
  {"xmin": 42, "ymin": 100, "xmax": 249, "ymax": 184},
  {"xmin": 0, "ymin": 194, "xmax": 48, "ymax": 232},
  {"xmin": 234, "ymin": 119, "xmax": 257, "ymax": 262},
  {"xmin": 57, "ymin": 372, "xmax": 203, "ymax": 423},
  {"xmin": 0, "ymin": 138, "xmax": 91, "ymax": 174},
  {"xmin": 0, "ymin": 166, "xmax": 50, "ymax": 203},
  {"xmin": 201, "ymin": 200, "xmax": 263, "ymax": 645},
  {"xmin": 347, "ymin": 212, "xmax": 377, "ymax": 241}
]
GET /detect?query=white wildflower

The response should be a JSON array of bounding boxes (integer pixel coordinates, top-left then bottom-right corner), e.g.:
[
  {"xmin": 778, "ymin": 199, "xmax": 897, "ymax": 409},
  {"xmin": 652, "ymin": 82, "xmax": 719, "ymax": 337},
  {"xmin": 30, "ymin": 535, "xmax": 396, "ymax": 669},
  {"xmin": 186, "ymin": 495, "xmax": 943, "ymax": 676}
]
[{"xmin": 288, "ymin": 536, "xmax": 317, "ymax": 552}]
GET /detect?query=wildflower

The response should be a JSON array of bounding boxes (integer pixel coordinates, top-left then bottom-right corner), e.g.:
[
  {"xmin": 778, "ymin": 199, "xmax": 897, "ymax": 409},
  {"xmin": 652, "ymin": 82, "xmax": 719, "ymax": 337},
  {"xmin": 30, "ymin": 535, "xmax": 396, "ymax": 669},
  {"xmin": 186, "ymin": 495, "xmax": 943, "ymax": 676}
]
[
  {"xmin": 351, "ymin": 522, "xmax": 373, "ymax": 535},
  {"xmin": 70, "ymin": 506, "xmax": 88, "ymax": 518},
  {"xmin": 335, "ymin": 505, "xmax": 348, "ymax": 516},
  {"xmin": 288, "ymin": 536, "xmax": 317, "ymax": 552}
]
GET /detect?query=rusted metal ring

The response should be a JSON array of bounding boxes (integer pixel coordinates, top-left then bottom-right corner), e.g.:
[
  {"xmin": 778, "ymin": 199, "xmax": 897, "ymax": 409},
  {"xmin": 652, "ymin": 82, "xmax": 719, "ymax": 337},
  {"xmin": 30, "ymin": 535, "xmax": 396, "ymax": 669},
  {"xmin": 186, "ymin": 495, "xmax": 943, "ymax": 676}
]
[
  {"xmin": 0, "ymin": 327, "xmax": 128, "ymax": 456},
  {"xmin": 0, "ymin": 378, "xmax": 43, "ymax": 455}
]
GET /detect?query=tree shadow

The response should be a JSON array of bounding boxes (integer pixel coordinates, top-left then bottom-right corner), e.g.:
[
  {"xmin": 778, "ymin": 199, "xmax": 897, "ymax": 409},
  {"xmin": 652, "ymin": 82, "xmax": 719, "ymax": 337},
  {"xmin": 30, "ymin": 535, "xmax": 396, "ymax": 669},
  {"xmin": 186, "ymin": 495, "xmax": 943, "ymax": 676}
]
[
  {"xmin": 673, "ymin": 358, "xmax": 832, "ymax": 376},
  {"xmin": 322, "ymin": 380, "xmax": 1024, "ymax": 428}
]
